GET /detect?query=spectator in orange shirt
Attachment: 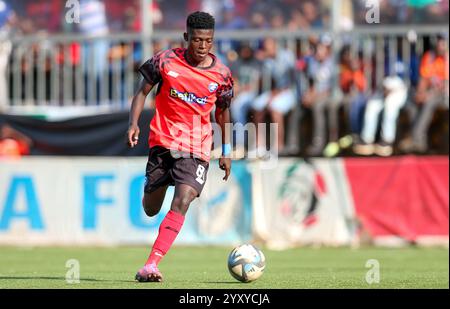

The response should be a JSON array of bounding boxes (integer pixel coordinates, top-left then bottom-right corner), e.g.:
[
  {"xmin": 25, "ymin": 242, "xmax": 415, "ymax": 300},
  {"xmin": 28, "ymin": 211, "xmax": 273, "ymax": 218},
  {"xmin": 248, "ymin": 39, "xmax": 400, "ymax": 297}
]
[
  {"xmin": 0, "ymin": 124, "xmax": 32, "ymax": 157},
  {"xmin": 323, "ymin": 46, "xmax": 367, "ymax": 157},
  {"xmin": 403, "ymin": 34, "xmax": 449, "ymax": 153}
]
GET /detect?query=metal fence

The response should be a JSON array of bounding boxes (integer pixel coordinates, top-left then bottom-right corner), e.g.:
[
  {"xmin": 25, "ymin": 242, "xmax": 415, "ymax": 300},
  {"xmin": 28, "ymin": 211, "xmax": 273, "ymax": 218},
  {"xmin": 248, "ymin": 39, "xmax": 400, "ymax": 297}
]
[{"xmin": 0, "ymin": 26, "xmax": 448, "ymax": 116}]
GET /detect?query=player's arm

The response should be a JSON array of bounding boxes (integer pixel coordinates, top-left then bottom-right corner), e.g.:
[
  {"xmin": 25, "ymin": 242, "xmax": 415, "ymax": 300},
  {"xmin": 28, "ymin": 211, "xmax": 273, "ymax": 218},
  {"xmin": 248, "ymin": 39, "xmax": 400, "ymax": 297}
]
[
  {"xmin": 127, "ymin": 80, "xmax": 154, "ymax": 148},
  {"xmin": 127, "ymin": 53, "xmax": 162, "ymax": 147},
  {"xmin": 215, "ymin": 105, "xmax": 232, "ymax": 181},
  {"xmin": 215, "ymin": 81, "xmax": 234, "ymax": 181}
]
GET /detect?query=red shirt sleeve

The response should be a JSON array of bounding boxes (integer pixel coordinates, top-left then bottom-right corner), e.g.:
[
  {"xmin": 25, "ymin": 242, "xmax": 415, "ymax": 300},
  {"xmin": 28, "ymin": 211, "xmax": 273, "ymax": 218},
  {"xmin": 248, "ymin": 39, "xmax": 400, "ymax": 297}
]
[
  {"xmin": 216, "ymin": 70, "xmax": 234, "ymax": 109},
  {"xmin": 139, "ymin": 51, "xmax": 163, "ymax": 85}
]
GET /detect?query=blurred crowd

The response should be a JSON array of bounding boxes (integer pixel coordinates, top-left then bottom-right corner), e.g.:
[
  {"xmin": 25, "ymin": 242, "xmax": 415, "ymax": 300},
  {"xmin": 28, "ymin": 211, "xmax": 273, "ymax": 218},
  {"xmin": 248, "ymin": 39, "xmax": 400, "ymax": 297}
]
[
  {"xmin": 1, "ymin": 0, "xmax": 449, "ymax": 34},
  {"xmin": 0, "ymin": 0, "xmax": 449, "ymax": 158},
  {"xmin": 226, "ymin": 33, "xmax": 448, "ymax": 158}
]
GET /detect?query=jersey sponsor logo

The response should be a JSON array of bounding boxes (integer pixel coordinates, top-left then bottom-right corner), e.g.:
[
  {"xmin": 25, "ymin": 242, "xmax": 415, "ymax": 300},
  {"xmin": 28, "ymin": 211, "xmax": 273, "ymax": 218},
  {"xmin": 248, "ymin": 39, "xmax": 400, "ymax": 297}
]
[
  {"xmin": 168, "ymin": 70, "xmax": 179, "ymax": 78},
  {"xmin": 208, "ymin": 82, "xmax": 218, "ymax": 93},
  {"xmin": 170, "ymin": 88, "xmax": 208, "ymax": 105}
]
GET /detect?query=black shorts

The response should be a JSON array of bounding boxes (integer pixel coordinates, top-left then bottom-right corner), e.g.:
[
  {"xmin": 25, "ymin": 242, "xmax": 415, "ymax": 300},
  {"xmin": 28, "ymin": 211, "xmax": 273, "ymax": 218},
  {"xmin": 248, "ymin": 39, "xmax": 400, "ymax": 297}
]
[{"xmin": 144, "ymin": 146, "xmax": 209, "ymax": 196}]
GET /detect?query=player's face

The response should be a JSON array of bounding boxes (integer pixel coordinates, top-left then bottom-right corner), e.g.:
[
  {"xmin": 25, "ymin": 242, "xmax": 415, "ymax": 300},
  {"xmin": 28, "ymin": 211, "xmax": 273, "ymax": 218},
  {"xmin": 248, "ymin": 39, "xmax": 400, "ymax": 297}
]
[{"xmin": 185, "ymin": 29, "xmax": 214, "ymax": 63}]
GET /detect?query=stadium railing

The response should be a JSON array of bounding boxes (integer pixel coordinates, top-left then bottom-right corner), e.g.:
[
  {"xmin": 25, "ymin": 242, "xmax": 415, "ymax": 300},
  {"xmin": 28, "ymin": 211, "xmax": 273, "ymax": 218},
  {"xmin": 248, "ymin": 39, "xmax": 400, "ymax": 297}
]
[{"xmin": 1, "ymin": 26, "xmax": 448, "ymax": 117}]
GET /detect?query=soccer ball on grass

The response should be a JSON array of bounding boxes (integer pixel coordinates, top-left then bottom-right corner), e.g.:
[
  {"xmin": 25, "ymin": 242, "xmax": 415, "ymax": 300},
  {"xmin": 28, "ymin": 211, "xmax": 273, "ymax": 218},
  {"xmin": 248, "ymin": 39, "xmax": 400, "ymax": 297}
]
[{"xmin": 227, "ymin": 244, "xmax": 266, "ymax": 283}]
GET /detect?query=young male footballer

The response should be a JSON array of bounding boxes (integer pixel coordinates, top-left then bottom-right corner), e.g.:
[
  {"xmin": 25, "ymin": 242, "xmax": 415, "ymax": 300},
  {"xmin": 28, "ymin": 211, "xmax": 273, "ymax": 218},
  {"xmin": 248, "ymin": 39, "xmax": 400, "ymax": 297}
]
[{"xmin": 127, "ymin": 11, "xmax": 234, "ymax": 282}]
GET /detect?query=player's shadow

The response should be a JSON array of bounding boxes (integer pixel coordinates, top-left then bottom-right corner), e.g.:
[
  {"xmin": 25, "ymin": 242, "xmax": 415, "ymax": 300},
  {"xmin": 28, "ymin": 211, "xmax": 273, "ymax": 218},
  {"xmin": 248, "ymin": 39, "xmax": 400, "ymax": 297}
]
[
  {"xmin": 203, "ymin": 281, "xmax": 243, "ymax": 284},
  {"xmin": 0, "ymin": 276, "xmax": 132, "ymax": 283}
]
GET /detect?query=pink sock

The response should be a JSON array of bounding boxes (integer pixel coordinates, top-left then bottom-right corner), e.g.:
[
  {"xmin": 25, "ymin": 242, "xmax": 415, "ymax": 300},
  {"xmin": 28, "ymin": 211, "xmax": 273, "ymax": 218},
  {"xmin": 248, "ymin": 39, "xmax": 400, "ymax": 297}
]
[{"xmin": 145, "ymin": 210, "xmax": 185, "ymax": 266}]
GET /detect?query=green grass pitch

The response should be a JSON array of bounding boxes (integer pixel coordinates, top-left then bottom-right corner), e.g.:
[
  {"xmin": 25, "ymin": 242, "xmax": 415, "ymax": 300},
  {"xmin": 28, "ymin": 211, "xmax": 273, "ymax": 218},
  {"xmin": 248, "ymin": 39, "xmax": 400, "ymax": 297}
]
[{"xmin": 0, "ymin": 246, "xmax": 447, "ymax": 288}]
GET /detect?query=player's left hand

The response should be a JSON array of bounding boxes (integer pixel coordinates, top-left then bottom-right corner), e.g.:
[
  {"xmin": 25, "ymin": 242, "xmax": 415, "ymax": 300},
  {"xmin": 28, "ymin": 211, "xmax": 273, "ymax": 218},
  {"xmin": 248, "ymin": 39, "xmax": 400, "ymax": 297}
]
[{"xmin": 219, "ymin": 157, "xmax": 231, "ymax": 181}]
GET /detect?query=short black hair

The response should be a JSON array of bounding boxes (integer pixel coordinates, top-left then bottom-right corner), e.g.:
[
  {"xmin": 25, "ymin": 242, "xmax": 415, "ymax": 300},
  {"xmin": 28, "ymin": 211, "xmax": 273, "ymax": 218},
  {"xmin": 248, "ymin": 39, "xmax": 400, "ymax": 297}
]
[{"xmin": 186, "ymin": 11, "xmax": 215, "ymax": 31}]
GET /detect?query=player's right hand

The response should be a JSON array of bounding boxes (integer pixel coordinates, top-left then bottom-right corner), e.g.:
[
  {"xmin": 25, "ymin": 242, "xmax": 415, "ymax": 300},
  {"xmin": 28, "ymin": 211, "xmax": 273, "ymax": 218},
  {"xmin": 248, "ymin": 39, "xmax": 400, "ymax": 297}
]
[
  {"xmin": 127, "ymin": 125, "xmax": 140, "ymax": 148},
  {"xmin": 219, "ymin": 157, "xmax": 231, "ymax": 181}
]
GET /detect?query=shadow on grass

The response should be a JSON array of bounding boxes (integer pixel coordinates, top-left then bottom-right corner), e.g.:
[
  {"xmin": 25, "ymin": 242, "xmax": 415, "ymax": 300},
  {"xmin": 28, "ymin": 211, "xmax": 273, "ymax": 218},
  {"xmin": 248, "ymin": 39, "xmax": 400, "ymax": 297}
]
[
  {"xmin": 0, "ymin": 276, "xmax": 134, "ymax": 283},
  {"xmin": 202, "ymin": 281, "xmax": 244, "ymax": 284}
]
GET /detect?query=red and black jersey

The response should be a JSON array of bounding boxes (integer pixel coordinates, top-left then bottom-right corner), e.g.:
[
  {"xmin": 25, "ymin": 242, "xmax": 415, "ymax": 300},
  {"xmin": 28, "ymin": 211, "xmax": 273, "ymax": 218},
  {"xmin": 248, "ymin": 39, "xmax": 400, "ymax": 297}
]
[{"xmin": 139, "ymin": 48, "xmax": 233, "ymax": 162}]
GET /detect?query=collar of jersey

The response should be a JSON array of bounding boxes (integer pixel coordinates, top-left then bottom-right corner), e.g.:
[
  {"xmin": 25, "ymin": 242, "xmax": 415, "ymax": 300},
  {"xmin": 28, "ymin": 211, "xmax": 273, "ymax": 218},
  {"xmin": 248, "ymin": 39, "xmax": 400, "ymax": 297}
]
[{"xmin": 183, "ymin": 49, "xmax": 216, "ymax": 70}]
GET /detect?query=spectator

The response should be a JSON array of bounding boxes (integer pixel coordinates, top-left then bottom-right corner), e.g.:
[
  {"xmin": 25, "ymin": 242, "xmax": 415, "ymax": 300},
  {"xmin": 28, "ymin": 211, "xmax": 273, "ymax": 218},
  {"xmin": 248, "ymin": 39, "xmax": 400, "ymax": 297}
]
[
  {"xmin": 0, "ymin": 0, "xmax": 16, "ymax": 111},
  {"xmin": 381, "ymin": 0, "xmax": 409, "ymax": 24},
  {"xmin": 199, "ymin": 0, "xmax": 227, "ymax": 24},
  {"xmin": 301, "ymin": 1, "xmax": 324, "ymax": 28},
  {"xmin": 296, "ymin": 35, "xmax": 320, "ymax": 73},
  {"xmin": 269, "ymin": 9, "xmax": 286, "ymax": 29},
  {"xmin": 288, "ymin": 7, "xmax": 309, "ymax": 31},
  {"xmin": 248, "ymin": 10, "xmax": 269, "ymax": 29},
  {"xmin": 216, "ymin": 5, "xmax": 248, "ymax": 54},
  {"xmin": 340, "ymin": 47, "xmax": 367, "ymax": 133},
  {"xmin": 324, "ymin": 46, "xmax": 367, "ymax": 157},
  {"xmin": 122, "ymin": 0, "xmax": 163, "ymax": 32},
  {"xmin": 401, "ymin": 34, "xmax": 449, "ymax": 153},
  {"xmin": 159, "ymin": 0, "xmax": 188, "ymax": 29},
  {"xmin": 301, "ymin": 37, "xmax": 335, "ymax": 156},
  {"xmin": 247, "ymin": 10, "xmax": 268, "ymax": 50},
  {"xmin": 354, "ymin": 65, "xmax": 408, "ymax": 157},
  {"xmin": 0, "ymin": 123, "xmax": 32, "ymax": 157},
  {"xmin": 251, "ymin": 38, "xmax": 296, "ymax": 156},
  {"xmin": 229, "ymin": 44, "xmax": 262, "ymax": 156},
  {"xmin": 80, "ymin": 0, "xmax": 110, "ymax": 105},
  {"xmin": 287, "ymin": 35, "xmax": 320, "ymax": 155},
  {"xmin": 408, "ymin": 0, "xmax": 449, "ymax": 24}
]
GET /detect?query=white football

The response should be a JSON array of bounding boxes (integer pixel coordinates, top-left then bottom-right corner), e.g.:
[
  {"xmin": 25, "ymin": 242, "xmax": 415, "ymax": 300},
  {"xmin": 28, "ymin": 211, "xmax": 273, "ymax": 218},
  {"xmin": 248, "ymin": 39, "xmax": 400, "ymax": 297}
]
[{"xmin": 227, "ymin": 244, "xmax": 266, "ymax": 283}]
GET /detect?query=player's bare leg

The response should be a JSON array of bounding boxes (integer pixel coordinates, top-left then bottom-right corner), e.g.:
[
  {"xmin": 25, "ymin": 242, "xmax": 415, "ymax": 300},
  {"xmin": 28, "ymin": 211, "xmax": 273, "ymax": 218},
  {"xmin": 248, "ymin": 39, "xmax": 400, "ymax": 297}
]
[
  {"xmin": 170, "ymin": 183, "xmax": 198, "ymax": 215},
  {"xmin": 136, "ymin": 184, "xmax": 198, "ymax": 282},
  {"xmin": 142, "ymin": 185, "xmax": 168, "ymax": 217}
]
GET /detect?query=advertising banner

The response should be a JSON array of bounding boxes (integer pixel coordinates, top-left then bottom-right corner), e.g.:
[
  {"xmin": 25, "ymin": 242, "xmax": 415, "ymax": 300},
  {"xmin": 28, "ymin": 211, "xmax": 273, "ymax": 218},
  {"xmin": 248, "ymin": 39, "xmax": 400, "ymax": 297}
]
[
  {"xmin": 1, "ymin": 156, "xmax": 447, "ymax": 247},
  {"xmin": 0, "ymin": 158, "xmax": 252, "ymax": 245},
  {"xmin": 344, "ymin": 156, "xmax": 449, "ymax": 244},
  {"xmin": 252, "ymin": 159, "xmax": 357, "ymax": 249}
]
